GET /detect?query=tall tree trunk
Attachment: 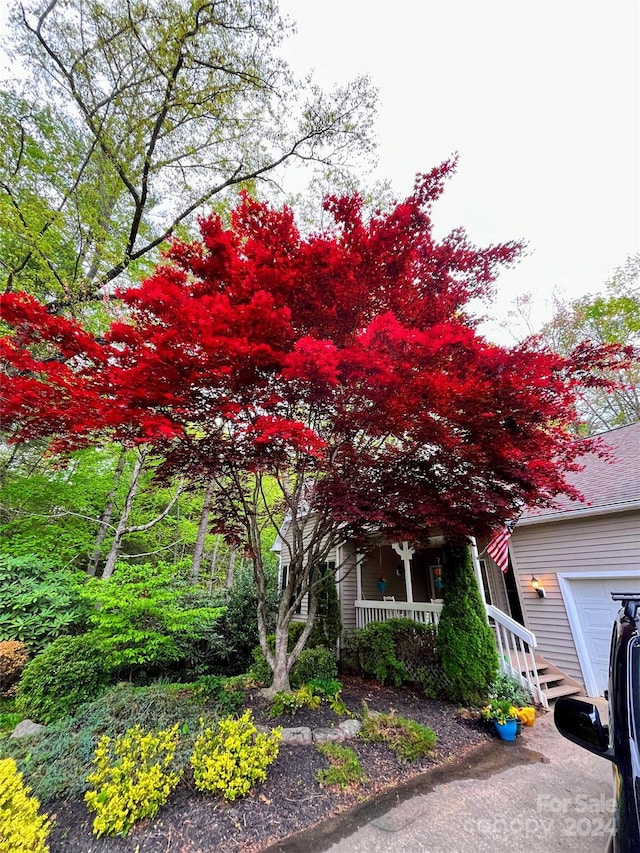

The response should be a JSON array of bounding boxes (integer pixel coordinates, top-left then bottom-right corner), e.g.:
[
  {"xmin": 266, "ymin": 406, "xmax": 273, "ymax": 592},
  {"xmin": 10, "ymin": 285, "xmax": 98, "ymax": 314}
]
[
  {"xmin": 101, "ymin": 449, "xmax": 146, "ymax": 579},
  {"xmin": 226, "ymin": 545, "xmax": 237, "ymax": 590},
  {"xmin": 190, "ymin": 478, "xmax": 215, "ymax": 584},
  {"xmin": 87, "ymin": 447, "xmax": 127, "ymax": 576},
  {"xmin": 207, "ymin": 535, "xmax": 221, "ymax": 593}
]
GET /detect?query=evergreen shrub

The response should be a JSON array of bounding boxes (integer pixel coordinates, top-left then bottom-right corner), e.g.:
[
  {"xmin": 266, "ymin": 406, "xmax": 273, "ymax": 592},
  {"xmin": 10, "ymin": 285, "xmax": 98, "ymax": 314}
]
[
  {"xmin": 436, "ymin": 542, "xmax": 499, "ymax": 705},
  {"xmin": 345, "ymin": 620, "xmax": 411, "ymax": 685},
  {"xmin": 291, "ymin": 646, "xmax": 337, "ymax": 686},
  {"xmin": 16, "ymin": 633, "xmax": 108, "ymax": 724},
  {"xmin": 0, "ymin": 555, "xmax": 87, "ymax": 653}
]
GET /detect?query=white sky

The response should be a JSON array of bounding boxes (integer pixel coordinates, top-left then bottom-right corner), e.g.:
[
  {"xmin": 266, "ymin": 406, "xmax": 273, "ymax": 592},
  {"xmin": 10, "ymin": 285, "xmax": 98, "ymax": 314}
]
[
  {"xmin": 279, "ymin": 0, "xmax": 640, "ymax": 342},
  {"xmin": 1, "ymin": 1, "xmax": 637, "ymax": 343}
]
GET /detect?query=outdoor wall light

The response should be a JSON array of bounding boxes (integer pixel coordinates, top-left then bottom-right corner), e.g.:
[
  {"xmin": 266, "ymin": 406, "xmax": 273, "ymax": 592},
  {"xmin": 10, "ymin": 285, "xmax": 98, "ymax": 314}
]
[{"xmin": 531, "ymin": 576, "xmax": 546, "ymax": 598}]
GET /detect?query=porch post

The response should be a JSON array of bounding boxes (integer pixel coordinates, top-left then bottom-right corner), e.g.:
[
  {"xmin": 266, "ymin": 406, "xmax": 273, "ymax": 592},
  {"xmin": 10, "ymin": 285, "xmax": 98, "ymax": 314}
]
[
  {"xmin": 468, "ymin": 536, "xmax": 487, "ymax": 608},
  {"xmin": 356, "ymin": 550, "xmax": 364, "ymax": 600},
  {"xmin": 392, "ymin": 541, "xmax": 415, "ymax": 603}
]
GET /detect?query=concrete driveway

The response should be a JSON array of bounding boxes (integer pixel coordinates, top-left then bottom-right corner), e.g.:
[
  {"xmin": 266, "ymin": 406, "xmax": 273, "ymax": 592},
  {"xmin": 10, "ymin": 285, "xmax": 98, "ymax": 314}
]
[{"xmin": 270, "ymin": 699, "xmax": 614, "ymax": 853}]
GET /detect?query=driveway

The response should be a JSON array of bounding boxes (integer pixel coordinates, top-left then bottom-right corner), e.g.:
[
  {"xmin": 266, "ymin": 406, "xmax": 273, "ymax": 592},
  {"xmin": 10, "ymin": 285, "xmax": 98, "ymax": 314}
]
[{"xmin": 270, "ymin": 699, "xmax": 614, "ymax": 853}]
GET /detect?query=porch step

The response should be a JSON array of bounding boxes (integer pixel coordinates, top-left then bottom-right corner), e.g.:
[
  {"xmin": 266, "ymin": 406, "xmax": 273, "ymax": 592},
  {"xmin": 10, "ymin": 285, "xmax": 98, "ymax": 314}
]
[
  {"xmin": 544, "ymin": 683, "xmax": 583, "ymax": 701},
  {"xmin": 507, "ymin": 651, "xmax": 584, "ymax": 703}
]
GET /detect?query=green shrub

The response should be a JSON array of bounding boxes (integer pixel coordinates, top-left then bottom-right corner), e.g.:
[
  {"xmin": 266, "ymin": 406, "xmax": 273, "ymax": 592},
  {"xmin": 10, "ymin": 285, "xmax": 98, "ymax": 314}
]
[
  {"xmin": 188, "ymin": 675, "xmax": 244, "ymax": 718},
  {"xmin": 1, "ymin": 680, "xmax": 237, "ymax": 803},
  {"xmin": 488, "ymin": 672, "xmax": 533, "ymax": 707},
  {"xmin": 190, "ymin": 710, "xmax": 281, "ymax": 801},
  {"xmin": 0, "ymin": 641, "xmax": 29, "ymax": 698},
  {"xmin": 0, "ymin": 555, "xmax": 87, "ymax": 653},
  {"xmin": 84, "ymin": 724, "xmax": 182, "ymax": 837},
  {"xmin": 360, "ymin": 705, "xmax": 438, "ymax": 761},
  {"xmin": 436, "ymin": 542, "xmax": 499, "ymax": 705},
  {"xmin": 207, "ymin": 564, "xmax": 280, "ymax": 676},
  {"xmin": 345, "ymin": 621, "xmax": 409, "ymax": 686},
  {"xmin": 81, "ymin": 563, "xmax": 223, "ymax": 680},
  {"xmin": 16, "ymin": 634, "xmax": 109, "ymax": 724},
  {"xmin": 0, "ymin": 757, "xmax": 51, "ymax": 853},
  {"xmin": 316, "ymin": 743, "xmax": 367, "ymax": 789},
  {"xmin": 248, "ymin": 645, "xmax": 274, "ymax": 685},
  {"xmin": 291, "ymin": 646, "xmax": 337, "ymax": 686}
]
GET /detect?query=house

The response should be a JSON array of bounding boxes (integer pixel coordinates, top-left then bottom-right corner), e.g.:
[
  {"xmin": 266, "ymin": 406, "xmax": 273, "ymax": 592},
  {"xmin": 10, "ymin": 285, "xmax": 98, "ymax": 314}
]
[
  {"xmin": 275, "ymin": 522, "xmax": 546, "ymax": 704},
  {"xmin": 507, "ymin": 422, "xmax": 640, "ymax": 698},
  {"xmin": 275, "ymin": 422, "xmax": 640, "ymax": 705}
]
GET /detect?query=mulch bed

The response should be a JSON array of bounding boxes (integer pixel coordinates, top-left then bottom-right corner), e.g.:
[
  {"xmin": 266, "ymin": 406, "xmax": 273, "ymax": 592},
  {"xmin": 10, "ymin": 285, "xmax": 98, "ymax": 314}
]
[{"xmin": 45, "ymin": 675, "xmax": 490, "ymax": 853}]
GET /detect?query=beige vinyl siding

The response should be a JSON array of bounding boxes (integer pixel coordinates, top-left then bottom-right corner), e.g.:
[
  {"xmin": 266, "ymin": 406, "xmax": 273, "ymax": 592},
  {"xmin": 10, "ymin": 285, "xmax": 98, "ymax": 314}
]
[
  {"xmin": 337, "ymin": 541, "xmax": 357, "ymax": 632},
  {"xmin": 278, "ymin": 514, "xmax": 339, "ymax": 621},
  {"xmin": 510, "ymin": 509, "xmax": 640, "ymax": 685}
]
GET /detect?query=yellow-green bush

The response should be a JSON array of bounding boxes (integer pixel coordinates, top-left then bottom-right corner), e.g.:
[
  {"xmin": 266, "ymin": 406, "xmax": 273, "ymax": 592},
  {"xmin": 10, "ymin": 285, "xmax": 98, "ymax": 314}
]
[
  {"xmin": 84, "ymin": 724, "xmax": 182, "ymax": 837},
  {"xmin": 190, "ymin": 710, "xmax": 281, "ymax": 801},
  {"xmin": 0, "ymin": 757, "xmax": 50, "ymax": 853}
]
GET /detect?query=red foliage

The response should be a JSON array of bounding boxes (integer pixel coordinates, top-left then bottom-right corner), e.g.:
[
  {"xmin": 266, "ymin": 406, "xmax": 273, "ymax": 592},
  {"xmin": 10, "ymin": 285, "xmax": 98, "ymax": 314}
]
[{"xmin": 1, "ymin": 162, "xmax": 631, "ymax": 539}]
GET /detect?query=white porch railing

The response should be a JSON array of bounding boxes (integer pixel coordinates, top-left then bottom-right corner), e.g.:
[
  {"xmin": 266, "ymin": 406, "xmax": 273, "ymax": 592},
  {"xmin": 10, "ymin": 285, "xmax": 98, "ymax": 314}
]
[
  {"xmin": 353, "ymin": 599, "xmax": 548, "ymax": 709},
  {"xmin": 485, "ymin": 604, "xmax": 548, "ymax": 709},
  {"xmin": 354, "ymin": 599, "xmax": 443, "ymax": 628}
]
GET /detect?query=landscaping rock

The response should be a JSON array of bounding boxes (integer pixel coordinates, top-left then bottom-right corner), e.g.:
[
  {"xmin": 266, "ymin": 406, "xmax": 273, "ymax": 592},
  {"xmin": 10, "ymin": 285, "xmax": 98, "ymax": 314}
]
[
  {"xmin": 10, "ymin": 719, "xmax": 45, "ymax": 738},
  {"xmin": 338, "ymin": 719, "xmax": 362, "ymax": 738},
  {"xmin": 313, "ymin": 727, "xmax": 346, "ymax": 744},
  {"xmin": 281, "ymin": 726, "xmax": 313, "ymax": 745}
]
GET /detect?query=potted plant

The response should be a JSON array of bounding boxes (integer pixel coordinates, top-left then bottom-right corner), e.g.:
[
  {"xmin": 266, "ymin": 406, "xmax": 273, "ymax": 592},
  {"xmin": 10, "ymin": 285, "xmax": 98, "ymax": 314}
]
[
  {"xmin": 377, "ymin": 575, "xmax": 388, "ymax": 595},
  {"xmin": 481, "ymin": 699, "xmax": 520, "ymax": 741}
]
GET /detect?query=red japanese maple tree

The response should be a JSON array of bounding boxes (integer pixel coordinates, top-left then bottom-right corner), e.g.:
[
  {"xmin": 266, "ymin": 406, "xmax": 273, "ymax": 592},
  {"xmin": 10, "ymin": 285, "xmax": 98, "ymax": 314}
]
[{"xmin": 1, "ymin": 160, "xmax": 631, "ymax": 691}]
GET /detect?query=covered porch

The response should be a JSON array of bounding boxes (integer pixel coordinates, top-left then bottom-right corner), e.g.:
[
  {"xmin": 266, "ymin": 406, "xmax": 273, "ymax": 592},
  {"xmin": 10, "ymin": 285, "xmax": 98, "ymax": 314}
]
[
  {"xmin": 355, "ymin": 541, "xmax": 446, "ymax": 606},
  {"xmin": 352, "ymin": 539, "xmax": 548, "ymax": 707}
]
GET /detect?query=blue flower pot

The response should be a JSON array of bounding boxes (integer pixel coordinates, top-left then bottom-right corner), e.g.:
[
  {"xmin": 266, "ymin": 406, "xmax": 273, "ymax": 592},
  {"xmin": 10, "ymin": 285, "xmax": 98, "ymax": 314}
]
[{"xmin": 494, "ymin": 718, "xmax": 518, "ymax": 741}]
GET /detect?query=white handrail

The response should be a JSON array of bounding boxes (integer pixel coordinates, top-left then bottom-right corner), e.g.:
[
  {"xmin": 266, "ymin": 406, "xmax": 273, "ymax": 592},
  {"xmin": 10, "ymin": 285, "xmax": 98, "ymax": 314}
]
[{"xmin": 485, "ymin": 604, "xmax": 547, "ymax": 709}]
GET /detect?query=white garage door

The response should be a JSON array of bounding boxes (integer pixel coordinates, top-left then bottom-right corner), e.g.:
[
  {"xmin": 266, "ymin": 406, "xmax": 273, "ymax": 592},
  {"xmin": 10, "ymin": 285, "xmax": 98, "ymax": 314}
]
[{"xmin": 563, "ymin": 574, "xmax": 640, "ymax": 697}]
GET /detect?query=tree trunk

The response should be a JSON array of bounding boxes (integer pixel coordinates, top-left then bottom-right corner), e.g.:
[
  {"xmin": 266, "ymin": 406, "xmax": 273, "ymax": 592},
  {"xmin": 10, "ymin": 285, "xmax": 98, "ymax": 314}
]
[
  {"xmin": 190, "ymin": 478, "xmax": 215, "ymax": 584},
  {"xmin": 226, "ymin": 545, "xmax": 237, "ymax": 590},
  {"xmin": 101, "ymin": 449, "xmax": 146, "ymax": 579},
  {"xmin": 207, "ymin": 535, "xmax": 221, "ymax": 593},
  {"xmin": 268, "ymin": 622, "xmax": 293, "ymax": 695},
  {"xmin": 87, "ymin": 447, "xmax": 127, "ymax": 576}
]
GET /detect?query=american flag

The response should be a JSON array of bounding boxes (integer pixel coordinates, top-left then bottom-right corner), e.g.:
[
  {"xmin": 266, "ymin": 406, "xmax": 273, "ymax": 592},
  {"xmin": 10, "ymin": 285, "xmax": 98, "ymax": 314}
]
[{"xmin": 486, "ymin": 523, "xmax": 515, "ymax": 573}]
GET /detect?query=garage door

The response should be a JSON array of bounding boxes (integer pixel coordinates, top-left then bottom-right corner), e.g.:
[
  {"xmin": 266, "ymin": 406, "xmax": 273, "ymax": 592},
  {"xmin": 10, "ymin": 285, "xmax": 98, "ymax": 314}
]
[{"xmin": 564, "ymin": 575, "xmax": 640, "ymax": 697}]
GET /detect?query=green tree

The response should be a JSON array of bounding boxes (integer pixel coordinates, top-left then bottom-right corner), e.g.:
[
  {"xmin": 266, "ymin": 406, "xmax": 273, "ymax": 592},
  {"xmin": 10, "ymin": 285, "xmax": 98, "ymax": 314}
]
[
  {"xmin": 3, "ymin": 0, "xmax": 376, "ymax": 307},
  {"xmin": 437, "ymin": 541, "xmax": 499, "ymax": 705},
  {"xmin": 539, "ymin": 254, "xmax": 640, "ymax": 434}
]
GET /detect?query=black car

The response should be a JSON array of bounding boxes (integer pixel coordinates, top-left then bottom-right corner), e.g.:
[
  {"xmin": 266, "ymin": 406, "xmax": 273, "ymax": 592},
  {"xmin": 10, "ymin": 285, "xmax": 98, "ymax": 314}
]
[{"xmin": 554, "ymin": 593, "xmax": 640, "ymax": 853}]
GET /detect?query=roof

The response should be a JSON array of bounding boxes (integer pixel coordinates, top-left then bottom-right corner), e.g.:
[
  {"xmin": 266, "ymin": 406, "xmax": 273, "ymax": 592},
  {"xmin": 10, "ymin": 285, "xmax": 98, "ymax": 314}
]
[{"xmin": 520, "ymin": 422, "xmax": 640, "ymax": 524}]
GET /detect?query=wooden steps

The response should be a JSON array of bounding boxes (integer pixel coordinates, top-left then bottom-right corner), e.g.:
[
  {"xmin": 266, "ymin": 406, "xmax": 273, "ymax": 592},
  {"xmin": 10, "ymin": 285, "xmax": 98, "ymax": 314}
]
[{"xmin": 506, "ymin": 651, "xmax": 583, "ymax": 703}]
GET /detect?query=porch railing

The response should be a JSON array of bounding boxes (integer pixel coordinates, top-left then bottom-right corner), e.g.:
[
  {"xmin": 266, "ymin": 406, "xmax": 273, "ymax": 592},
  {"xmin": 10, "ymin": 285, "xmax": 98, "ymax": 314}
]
[
  {"xmin": 354, "ymin": 599, "xmax": 443, "ymax": 628},
  {"xmin": 485, "ymin": 604, "xmax": 547, "ymax": 709},
  {"xmin": 353, "ymin": 599, "xmax": 547, "ymax": 709}
]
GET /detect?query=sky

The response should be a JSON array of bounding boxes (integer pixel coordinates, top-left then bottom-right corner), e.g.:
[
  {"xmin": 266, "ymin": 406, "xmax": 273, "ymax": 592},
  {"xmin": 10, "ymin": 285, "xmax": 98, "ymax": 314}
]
[
  {"xmin": 278, "ymin": 0, "xmax": 640, "ymax": 342},
  {"xmin": 1, "ymin": 1, "xmax": 637, "ymax": 343}
]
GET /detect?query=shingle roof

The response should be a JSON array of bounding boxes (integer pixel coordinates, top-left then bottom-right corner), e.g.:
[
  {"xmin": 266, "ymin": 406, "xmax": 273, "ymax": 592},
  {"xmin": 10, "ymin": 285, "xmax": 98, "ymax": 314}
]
[{"xmin": 521, "ymin": 422, "xmax": 640, "ymax": 520}]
